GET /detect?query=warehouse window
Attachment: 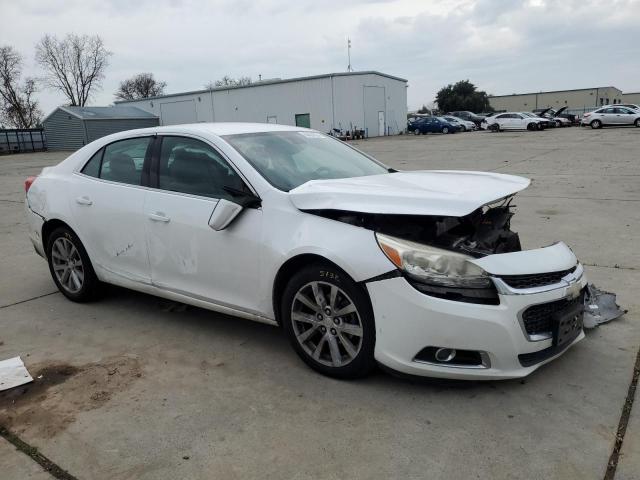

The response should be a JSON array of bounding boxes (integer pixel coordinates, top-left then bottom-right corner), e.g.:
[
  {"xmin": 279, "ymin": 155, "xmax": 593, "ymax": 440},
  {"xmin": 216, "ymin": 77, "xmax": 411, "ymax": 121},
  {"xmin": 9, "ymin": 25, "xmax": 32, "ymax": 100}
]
[{"xmin": 295, "ymin": 113, "xmax": 311, "ymax": 129}]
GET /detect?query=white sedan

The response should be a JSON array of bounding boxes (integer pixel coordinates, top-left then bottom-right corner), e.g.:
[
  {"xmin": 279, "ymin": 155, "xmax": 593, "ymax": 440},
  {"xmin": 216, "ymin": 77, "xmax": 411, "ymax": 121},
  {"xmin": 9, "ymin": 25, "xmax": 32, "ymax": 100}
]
[
  {"xmin": 441, "ymin": 116, "xmax": 476, "ymax": 131},
  {"xmin": 581, "ymin": 106, "xmax": 640, "ymax": 128},
  {"xmin": 481, "ymin": 112, "xmax": 545, "ymax": 131},
  {"xmin": 25, "ymin": 123, "xmax": 587, "ymax": 380}
]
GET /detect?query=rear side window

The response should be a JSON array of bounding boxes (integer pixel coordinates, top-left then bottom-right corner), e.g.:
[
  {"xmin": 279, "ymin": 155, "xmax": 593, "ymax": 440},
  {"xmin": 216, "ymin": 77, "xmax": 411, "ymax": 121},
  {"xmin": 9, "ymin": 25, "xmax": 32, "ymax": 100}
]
[
  {"xmin": 158, "ymin": 136, "xmax": 248, "ymax": 200},
  {"xmin": 100, "ymin": 137, "xmax": 152, "ymax": 186},
  {"xmin": 81, "ymin": 149, "xmax": 103, "ymax": 178}
]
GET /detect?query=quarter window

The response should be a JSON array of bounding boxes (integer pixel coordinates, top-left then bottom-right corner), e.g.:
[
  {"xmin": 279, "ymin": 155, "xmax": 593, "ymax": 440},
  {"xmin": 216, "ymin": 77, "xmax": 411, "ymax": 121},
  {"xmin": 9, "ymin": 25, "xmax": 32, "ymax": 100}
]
[
  {"xmin": 81, "ymin": 149, "xmax": 103, "ymax": 178},
  {"xmin": 158, "ymin": 136, "xmax": 247, "ymax": 200}
]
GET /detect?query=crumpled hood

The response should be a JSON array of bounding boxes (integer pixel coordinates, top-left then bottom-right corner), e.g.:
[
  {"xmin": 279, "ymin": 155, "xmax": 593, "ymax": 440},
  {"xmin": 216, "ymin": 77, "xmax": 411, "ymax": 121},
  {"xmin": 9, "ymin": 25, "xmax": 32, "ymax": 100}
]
[{"xmin": 289, "ymin": 170, "xmax": 530, "ymax": 217}]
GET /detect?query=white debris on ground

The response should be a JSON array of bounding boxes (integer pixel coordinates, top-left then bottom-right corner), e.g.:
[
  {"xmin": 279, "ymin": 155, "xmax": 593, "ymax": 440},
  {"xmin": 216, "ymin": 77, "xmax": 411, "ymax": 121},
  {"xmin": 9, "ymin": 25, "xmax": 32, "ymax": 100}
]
[
  {"xmin": 0, "ymin": 356, "xmax": 33, "ymax": 391},
  {"xmin": 583, "ymin": 284, "xmax": 627, "ymax": 329}
]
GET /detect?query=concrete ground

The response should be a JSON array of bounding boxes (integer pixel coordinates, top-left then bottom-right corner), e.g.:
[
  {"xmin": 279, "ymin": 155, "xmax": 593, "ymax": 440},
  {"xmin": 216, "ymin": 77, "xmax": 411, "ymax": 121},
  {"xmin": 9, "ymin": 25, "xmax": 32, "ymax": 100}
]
[{"xmin": 0, "ymin": 126, "xmax": 638, "ymax": 479}]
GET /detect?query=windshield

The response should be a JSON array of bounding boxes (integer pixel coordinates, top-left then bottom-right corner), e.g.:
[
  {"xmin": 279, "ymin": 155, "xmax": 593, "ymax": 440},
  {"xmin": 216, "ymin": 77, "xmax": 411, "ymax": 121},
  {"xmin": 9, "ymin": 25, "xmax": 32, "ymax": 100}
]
[{"xmin": 223, "ymin": 131, "xmax": 389, "ymax": 191}]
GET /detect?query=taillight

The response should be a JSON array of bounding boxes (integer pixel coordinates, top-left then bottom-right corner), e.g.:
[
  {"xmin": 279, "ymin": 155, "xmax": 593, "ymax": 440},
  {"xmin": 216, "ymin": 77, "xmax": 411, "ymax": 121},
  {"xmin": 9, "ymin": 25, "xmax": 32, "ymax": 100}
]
[{"xmin": 25, "ymin": 176, "xmax": 37, "ymax": 193}]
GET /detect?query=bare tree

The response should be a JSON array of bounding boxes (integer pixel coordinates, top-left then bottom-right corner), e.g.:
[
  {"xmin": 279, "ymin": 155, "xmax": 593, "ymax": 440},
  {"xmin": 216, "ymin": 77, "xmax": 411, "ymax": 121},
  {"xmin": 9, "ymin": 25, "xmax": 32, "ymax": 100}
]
[
  {"xmin": 0, "ymin": 46, "xmax": 42, "ymax": 128},
  {"xmin": 35, "ymin": 34, "xmax": 111, "ymax": 106},
  {"xmin": 114, "ymin": 73, "xmax": 166, "ymax": 101},
  {"xmin": 204, "ymin": 75, "xmax": 252, "ymax": 89}
]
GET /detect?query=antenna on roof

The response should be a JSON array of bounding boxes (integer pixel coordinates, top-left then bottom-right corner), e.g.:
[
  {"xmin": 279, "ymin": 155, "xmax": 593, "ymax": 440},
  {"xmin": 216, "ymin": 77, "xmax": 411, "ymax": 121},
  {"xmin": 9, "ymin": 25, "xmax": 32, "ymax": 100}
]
[{"xmin": 347, "ymin": 38, "xmax": 353, "ymax": 72}]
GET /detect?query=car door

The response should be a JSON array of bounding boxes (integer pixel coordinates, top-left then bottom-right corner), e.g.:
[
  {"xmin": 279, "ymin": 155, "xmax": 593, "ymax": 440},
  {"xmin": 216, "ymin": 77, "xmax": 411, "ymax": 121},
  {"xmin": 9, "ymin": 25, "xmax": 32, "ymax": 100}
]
[
  {"xmin": 615, "ymin": 107, "xmax": 634, "ymax": 125},
  {"xmin": 144, "ymin": 134, "xmax": 264, "ymax": 312},
  {"xmin": 70, "ymin": 136, "xmax": 153, "ymax": 285},
  {"xmin": 494, "ymin": 114, "xmax": 511, "ymax": 129},
  {"xmin": 598, "ymin": 107, "xmax": 616, "ymax": 125}
]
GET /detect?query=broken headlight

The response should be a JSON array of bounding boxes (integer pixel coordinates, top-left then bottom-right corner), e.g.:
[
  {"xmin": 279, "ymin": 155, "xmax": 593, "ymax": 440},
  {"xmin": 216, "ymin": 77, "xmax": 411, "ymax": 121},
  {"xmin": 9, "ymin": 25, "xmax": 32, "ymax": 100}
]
[{"xmin": 376, "ymin": 233, "xmax": 492, "ymax": 288}]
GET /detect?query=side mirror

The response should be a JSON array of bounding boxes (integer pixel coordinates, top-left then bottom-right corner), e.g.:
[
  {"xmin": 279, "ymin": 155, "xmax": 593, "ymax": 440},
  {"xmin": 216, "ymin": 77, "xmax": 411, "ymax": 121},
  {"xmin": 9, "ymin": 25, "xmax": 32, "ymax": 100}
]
[{"xmin": 209, "ymin": 199, "xmax": 244, "ymax": 231}]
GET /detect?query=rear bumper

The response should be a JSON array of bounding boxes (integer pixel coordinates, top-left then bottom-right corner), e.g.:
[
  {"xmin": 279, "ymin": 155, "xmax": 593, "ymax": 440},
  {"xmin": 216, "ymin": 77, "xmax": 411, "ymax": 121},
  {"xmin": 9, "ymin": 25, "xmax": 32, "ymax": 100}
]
[{"xmin": 367, "ymin": 263, "xmax": 587, "ymax": 380}]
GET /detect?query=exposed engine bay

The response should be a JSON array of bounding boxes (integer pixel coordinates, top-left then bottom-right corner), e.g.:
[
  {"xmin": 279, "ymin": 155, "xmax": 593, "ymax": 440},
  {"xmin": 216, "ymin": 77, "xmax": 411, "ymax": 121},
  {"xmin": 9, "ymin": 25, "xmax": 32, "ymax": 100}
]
[{"xmin": 308, "ymin": 197, "xmax": 522, "ymax": 258}]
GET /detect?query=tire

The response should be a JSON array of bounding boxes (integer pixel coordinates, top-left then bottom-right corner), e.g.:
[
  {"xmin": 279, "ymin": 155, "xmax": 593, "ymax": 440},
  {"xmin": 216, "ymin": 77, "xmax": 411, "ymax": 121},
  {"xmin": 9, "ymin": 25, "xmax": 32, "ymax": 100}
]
[
  {"xmin": 527, "ymin": 122, "xmax": 537, "ymax": 131},
  {"xmin": 413, "ymin": 129, "xmax": 421, "ymax": 135},
  {"xmin": 591, "ymin": 119, "xmax": 602, "ymax": 129},
  {"xmin": 281, "ymin": 263, "xmax": 376, "ymax": 379},
  {"xmin": 46, "ymin": 226, "xmax": 101, "ymax": 302},
  {"xmin": 489, "ymin": 123, "xmax": 500, "ymax": 132},
  {"xmin": 460, "ymin": 125, "xmax": 466, "ymax": 132},
  {"xmin": 635, "ymin": 119, "xmax": 640, "ymax": 127},
  {"xmin": 442, "ymin": 127, "xmax": 449, "ymax": 134}
]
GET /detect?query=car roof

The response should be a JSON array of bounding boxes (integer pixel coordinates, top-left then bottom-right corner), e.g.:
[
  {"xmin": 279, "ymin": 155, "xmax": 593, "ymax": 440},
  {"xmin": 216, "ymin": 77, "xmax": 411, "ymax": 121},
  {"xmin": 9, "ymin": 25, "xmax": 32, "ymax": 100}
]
[{"xmin": 151, "ymin": 122, "xmax": 305, "ymax": 136}]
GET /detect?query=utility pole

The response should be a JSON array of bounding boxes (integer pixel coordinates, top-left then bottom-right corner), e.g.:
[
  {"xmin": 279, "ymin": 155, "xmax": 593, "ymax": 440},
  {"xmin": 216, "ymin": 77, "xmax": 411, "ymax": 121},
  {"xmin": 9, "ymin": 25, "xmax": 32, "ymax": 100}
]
[{"xmin": 347, "ymin": 38, "xmax": 352, "ymax": 72}]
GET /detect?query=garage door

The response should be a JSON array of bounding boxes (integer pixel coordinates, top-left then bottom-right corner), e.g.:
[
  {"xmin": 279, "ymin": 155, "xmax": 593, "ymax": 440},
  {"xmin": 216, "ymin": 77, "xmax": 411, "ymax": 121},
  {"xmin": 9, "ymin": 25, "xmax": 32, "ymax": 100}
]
[{"xmin": 160, "ymin": 100, "xmax": 197, "ymax": 125}]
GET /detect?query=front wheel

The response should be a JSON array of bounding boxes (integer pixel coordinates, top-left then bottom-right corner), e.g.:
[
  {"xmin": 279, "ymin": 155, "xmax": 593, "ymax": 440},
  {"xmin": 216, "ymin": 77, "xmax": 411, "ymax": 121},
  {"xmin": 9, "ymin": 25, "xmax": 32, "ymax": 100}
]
[
  {"xmin": 46, "ymin": 226, "xmax": 101, "ymax": 302},
  {"xmin": 527, "ymin": 122, "xmax": 537, "ymax": 131},
  {"xmin": 460, "ymin": 125, "xmax": 466, "ymax": 132},
  {"xmin": 441, "ymin": 127, "xmax": 449, "ymax": 134},
  {"xmin": 281, "ymin": 263, "xmax": 376, "ymax": 379},
  {"xmin": 591, "ymin": 119, "xmax": 602, "ymax": 129},
  {"xmin": 413, "ymin": 129, "xmax": 421, "ymax": 135},
  {"xmin": 635, "ymin": 119, "xmax": 640, "ymax": 127}
]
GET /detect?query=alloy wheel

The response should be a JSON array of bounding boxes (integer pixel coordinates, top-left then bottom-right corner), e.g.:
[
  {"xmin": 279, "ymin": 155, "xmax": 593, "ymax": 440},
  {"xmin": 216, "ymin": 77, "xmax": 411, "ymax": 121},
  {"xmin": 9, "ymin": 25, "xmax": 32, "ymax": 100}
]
[
  {"xmin": 51, "ymin": 237, "xmax": 84, "ymax": 293},
  {"xmin": 290, "ymin": 281, "xmax": 363, "ymax": 367}
]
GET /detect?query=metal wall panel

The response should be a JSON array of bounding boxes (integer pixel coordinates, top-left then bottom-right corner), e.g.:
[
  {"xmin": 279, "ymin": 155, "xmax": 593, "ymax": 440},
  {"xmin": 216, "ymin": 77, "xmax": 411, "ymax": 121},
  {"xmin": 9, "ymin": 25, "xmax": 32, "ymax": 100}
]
[
  {"xmin": 43, "ymin": 109, "xmax": 86, "ymax": 151},
  {"xmin": 119, "ymin": 73, "xmax": 408, "ymax": 137},
  {"xmin": 84, "ymin": 118, "xmax": 159, "ymax": 142}
]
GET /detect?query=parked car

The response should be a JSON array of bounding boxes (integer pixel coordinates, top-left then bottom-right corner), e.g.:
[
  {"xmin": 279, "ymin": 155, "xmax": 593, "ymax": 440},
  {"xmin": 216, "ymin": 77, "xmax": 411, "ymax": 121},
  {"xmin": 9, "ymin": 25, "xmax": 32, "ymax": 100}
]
[
  {"xmin": 411, "ymin": 116, "xmax": 459, "ymax": 134},
  {"xmin": 441, "ymin": 115, "xmax": 476, "ymax": 131},
  {"xmin": 533, "ymin": 107, "xmax": 578, "ymax": 127},
  {"xmin": 446, "ymin": 111, "xmax": 485, "ymax": 127},
  {"xmin": 534, "ymin": 107, "xmax": 572, "ymax": 127},
  {"xmin": 522, "ymin": 112, "xmax": 554, "ymax": 128},
  {"xmin": 581, "ymin": 107, "xmax": 640, "ymax": 128},
  {"xmin": 482, "ymin": 112, "xmax": 545, "ymax": 131},
  {"xmin": 614, "ymin": 104, "xmax": 640, "ymax": 111},
  {"xmin": 25, "ymin": 123, "xmax": 587, "ymax": 380}
]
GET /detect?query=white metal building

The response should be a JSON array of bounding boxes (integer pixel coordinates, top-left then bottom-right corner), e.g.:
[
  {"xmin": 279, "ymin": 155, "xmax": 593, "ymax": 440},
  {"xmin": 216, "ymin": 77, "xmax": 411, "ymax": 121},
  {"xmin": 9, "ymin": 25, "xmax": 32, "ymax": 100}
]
[{"xmin": 115, "ymin": 71, "xmax": 408, "ymax": 137}]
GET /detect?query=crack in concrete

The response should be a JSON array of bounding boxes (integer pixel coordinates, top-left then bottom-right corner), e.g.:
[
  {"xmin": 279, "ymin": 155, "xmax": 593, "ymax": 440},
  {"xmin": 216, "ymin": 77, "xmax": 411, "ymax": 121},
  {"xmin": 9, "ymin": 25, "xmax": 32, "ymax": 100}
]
[
  {"xmin": 583, "ymin": 263, "xmax": 638, "ymax": 271},
  {"xmin": 0, "ymin": 291, "xmax": 59, "ymax": 309},
  {"xmin": 0, "ymin": 426, "xmax": 79, "ymax": 480},
  {"xmin": 604, "ymin": 345, "xmax": 640, "ymax": 480}
]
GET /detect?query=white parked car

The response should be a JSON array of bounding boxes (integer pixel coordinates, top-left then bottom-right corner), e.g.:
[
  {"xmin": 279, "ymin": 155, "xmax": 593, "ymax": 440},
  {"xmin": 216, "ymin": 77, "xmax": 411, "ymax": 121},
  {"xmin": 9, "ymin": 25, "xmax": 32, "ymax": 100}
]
[
  {"xmin": 25, "ymin": 123, "xmax": 587, "ymax": 380},
  {"xmin": 481, "ymin": 112, "xmax": 545, "ymax": 131},
  {"xmin": 581, "ymin": 107, "xmax": 640, "ymax": 128},
  {"xmin": 442, "ymin": 116, "xmax": 476, "ymax": 131}
]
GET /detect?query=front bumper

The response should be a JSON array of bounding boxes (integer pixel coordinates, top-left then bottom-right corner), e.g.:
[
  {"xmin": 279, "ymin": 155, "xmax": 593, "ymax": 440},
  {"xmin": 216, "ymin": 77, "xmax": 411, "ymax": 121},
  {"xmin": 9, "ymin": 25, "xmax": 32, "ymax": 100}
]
[{"xmin": 367, "ymin": 263, "xmax": 587, "ymax": 380}]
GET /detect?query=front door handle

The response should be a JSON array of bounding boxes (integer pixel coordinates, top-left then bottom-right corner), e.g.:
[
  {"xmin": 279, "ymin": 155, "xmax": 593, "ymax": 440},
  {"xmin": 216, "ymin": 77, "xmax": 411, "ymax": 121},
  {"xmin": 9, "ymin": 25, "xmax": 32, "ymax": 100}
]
[
  {"xmin": 149, "ymin": 212, "xmax": 170, "ymax": 223},
  {"xmin": 76, "ymin": 196, "xmax": 93, "ymax": 206}
]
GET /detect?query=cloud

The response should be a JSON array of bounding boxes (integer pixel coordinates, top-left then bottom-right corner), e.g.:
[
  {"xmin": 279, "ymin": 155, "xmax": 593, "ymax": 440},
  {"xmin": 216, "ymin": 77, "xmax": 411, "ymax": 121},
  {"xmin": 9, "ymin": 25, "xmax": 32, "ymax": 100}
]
[{"xmin": 2, "ymin": 0, "xmax": 638, "ymax": 113}]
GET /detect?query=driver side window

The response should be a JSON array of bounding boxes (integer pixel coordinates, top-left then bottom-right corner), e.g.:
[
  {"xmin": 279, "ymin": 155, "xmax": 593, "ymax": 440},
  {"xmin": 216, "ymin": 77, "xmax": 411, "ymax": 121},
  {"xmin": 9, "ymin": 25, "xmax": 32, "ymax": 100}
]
[{"xmin": 158, "ymin": 136, "xmax": 248, "ymax": 200}]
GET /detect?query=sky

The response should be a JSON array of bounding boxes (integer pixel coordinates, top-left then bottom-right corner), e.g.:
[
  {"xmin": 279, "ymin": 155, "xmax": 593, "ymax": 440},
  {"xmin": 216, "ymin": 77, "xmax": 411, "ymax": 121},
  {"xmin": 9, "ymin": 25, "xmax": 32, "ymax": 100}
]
[{"xmin": 2, "ymin": 0, "xmax": 639, "ymax": 115}]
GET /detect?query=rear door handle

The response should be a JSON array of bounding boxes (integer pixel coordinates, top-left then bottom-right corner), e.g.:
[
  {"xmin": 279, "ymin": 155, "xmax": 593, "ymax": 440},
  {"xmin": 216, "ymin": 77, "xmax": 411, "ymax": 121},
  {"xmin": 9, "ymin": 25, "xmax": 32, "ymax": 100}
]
[
  {"xmin": 149, "ymin": 212, "xmax": 170, "ymax": 223},
  {"xmin": 76, "ymin": 196, "xmax": 92, "ymax": 206}
]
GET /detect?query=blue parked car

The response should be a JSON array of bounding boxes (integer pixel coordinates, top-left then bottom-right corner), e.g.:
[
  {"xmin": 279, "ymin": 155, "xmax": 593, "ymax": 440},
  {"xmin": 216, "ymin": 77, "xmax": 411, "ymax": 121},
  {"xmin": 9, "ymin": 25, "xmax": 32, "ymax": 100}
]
[{"xmin": 409, "ymin": 116, "xmax": 459, "ymax": 135}]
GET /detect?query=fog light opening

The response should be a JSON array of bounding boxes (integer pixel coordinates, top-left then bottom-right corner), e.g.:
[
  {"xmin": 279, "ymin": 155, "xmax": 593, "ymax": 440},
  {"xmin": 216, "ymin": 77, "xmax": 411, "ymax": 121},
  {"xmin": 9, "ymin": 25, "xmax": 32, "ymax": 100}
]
[{"xmin": 435, "ymin": 348, "xmax": 457, "ymax": 363}]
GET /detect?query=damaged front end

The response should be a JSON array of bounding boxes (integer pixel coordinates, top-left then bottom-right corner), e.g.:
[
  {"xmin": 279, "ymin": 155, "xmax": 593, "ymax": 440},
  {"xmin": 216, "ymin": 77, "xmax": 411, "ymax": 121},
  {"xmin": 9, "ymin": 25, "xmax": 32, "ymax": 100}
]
[
  {"xmin": 308, "ymin": 197, "xmax": 523, "ymax": 305},
  {"xmin": 310, "ymin": 197, "xmax": 521, "ymax": 258}
]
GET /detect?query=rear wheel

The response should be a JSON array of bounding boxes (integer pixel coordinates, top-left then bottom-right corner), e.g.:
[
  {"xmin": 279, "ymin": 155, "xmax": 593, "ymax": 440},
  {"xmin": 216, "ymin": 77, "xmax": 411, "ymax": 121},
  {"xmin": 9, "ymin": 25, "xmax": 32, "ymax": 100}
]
[
  {"xmin": 635, "ymin": 119, "xmax": 640, "ymax": 127},
  {"xmin": 281, "ymin": 263, "xmax": 376, "ymax": 379},
  {"xmin": 46, "ymin": 227, "xmax": 100, "ymax": 302},
  {"xmin": 591, "ymin": 119, "xmax": 602, "ymax": 129}
]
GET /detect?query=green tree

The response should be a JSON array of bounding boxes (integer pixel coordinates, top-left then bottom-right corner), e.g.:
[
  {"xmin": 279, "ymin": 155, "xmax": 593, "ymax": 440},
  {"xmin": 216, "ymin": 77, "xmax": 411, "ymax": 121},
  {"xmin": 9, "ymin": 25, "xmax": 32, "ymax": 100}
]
[{"xmin": 435, "ymin": 80, "xmax": 493, "ymax": 113}]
